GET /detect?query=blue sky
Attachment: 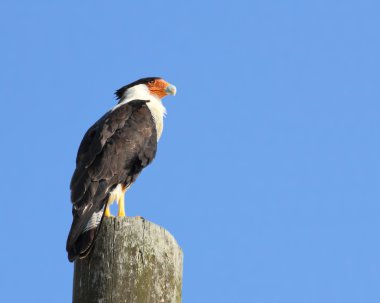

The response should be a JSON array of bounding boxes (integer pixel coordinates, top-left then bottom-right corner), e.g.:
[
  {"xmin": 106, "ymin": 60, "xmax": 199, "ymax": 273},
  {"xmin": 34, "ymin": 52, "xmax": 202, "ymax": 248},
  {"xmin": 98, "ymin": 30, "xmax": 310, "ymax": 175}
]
[{"xmin": 0, "ymin": 0, "xmax": 379, "ymax": 302}]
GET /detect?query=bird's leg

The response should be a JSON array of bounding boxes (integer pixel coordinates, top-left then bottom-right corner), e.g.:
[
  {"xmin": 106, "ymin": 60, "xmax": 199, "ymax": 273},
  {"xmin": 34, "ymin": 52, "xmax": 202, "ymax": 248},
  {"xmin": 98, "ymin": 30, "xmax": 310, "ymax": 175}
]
[
  {"xmin": 104, "ymin": 205, "xmax": 112, "ymax": 217},
  {"xmin": 118, "ymin": 193, "xmax": 126, "ymax": 217}
]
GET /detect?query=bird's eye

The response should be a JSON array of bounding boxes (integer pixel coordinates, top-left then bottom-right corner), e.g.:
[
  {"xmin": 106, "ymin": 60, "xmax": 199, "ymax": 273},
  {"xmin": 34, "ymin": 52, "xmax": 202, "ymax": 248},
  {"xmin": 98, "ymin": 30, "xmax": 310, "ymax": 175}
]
[{"xmin": 148, "ymin": 80, "xmax": 155, "ymax": 85}]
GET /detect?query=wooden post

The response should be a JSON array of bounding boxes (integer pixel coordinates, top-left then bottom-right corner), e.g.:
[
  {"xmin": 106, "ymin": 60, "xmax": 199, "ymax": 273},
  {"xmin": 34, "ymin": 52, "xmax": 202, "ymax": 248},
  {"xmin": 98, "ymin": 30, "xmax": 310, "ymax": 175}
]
[{"xmin": 73, "ymin": 217, "xmax": 183, "ymax": 303}]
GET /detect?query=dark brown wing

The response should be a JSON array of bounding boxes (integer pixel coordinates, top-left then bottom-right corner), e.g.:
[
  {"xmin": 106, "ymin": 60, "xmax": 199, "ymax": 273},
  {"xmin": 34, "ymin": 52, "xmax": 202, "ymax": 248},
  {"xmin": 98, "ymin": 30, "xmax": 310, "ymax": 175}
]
[{"xmin": 66, "ymin": 100, "xmax": 157, "ymax": 261}]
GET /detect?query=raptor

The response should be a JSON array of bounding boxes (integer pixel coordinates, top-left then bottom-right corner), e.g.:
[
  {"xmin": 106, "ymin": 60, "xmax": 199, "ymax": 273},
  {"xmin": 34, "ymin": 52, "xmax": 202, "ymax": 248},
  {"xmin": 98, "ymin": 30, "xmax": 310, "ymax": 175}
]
[{"xmin": 66, "ymin": 77, "xmax": 176, "ymax": 262}]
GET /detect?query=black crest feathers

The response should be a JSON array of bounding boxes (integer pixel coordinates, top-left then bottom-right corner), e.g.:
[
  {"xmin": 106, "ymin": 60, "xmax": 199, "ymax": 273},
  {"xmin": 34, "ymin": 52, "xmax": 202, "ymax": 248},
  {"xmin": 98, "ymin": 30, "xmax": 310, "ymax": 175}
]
[{"xmin": 115, "ymin": 77, "xmax": 161, "ymax": 100}]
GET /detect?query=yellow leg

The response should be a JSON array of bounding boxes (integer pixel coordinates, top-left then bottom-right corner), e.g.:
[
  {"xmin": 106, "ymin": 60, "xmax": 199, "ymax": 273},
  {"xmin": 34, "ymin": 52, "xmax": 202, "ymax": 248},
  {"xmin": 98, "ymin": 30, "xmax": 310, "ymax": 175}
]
[
  {"xmin": 104, "ymin": 206, "xmax": 112, "ymax": 217},
  {"xmin": 118, "ymin": 194, "xmax": 126, "ymax": 217}
]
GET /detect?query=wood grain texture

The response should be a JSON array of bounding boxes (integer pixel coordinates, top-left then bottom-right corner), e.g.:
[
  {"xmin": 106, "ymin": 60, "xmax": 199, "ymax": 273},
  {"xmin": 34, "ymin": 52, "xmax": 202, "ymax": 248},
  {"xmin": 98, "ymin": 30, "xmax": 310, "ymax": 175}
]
[{"xmin": 73, "ymin": 217, "xmax": 183, "ymax": 303}]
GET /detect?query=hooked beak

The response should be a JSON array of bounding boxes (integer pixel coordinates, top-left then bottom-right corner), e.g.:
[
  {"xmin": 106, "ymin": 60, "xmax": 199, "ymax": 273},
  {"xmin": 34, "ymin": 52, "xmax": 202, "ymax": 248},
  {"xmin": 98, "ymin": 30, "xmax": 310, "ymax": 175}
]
[{"xmin": 165, "ymin": 83, "xmax": 177, "ymax": 96}]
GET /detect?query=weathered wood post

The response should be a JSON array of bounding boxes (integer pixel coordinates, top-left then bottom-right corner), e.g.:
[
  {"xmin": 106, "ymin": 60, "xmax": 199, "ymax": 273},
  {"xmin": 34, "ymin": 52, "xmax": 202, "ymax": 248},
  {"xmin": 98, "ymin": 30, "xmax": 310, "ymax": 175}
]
[{"xmin": 73, "ymin": 217, "xmax": 183, "ymax": 303}]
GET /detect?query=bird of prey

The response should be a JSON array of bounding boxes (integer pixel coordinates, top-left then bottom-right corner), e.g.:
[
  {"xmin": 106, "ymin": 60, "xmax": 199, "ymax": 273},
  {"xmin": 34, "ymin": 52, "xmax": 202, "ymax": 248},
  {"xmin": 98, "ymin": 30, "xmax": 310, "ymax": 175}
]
[{"xmin": 66, "ymin": 77, "xmax": 176, "ymax": 262}]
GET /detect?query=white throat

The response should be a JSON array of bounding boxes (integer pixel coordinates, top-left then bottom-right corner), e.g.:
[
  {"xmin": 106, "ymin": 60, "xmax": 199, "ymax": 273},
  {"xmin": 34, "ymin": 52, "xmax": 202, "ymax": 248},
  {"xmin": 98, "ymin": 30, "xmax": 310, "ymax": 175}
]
[{"xmin": 114, "ymin": 84, "xmax": 166, "ymax": 141}]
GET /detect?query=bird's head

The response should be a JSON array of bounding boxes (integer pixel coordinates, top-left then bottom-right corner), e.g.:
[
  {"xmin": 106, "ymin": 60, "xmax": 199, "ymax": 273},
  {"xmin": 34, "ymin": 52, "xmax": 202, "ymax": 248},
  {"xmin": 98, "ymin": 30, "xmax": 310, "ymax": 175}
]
[{"xmin": 115, "ymin": 77, "xmax": 176, "ymax": 102}]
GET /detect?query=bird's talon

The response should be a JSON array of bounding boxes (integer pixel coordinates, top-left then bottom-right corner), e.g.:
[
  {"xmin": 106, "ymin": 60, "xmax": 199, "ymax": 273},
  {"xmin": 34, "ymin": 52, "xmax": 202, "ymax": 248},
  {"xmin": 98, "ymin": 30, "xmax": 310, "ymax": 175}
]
[{"xmin": 104, "ymin": 206, "xmax": 113, "ymax": 218}]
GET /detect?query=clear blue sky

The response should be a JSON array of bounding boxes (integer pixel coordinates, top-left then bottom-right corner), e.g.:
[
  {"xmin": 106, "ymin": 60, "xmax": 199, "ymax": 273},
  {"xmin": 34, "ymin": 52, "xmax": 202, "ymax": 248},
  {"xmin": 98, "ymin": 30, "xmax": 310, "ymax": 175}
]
[{"xmin": 0, "ymin": 1, "xmax": 379, "ymax": 302}]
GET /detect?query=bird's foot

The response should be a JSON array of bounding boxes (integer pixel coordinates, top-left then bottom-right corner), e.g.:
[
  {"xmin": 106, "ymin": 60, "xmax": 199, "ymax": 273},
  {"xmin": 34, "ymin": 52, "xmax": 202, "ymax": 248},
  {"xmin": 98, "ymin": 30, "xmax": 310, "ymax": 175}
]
[
  {"xmin": 104, "ymin": 207, "xmax": 113, "ymax": 218},
  {"xmin": 117, "ymin": 210, "xmax": 126, "ymax": 217}
]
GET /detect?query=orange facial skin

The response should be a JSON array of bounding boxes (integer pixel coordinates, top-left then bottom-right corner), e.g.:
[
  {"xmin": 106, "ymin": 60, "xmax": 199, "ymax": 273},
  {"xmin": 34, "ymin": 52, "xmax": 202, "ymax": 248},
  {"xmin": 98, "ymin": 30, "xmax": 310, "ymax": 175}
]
[{"xmin": 147, "ymin": 79, "xmax": 170, "ymax": 99}]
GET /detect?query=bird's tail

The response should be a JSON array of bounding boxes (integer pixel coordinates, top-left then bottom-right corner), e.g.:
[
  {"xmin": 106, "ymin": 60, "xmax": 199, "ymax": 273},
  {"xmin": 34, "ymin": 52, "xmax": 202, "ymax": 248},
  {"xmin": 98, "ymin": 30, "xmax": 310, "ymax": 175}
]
[{"xmin": 67, "ymin": 206, "xmax": 106, "ymax": 262}]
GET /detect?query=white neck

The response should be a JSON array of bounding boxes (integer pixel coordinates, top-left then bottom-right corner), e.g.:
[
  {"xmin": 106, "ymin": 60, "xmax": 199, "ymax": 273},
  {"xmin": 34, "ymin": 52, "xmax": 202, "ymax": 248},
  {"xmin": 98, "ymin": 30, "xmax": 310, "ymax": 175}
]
[
  {"xmin": 123, "ymin": 84, "xmax": 154, "ymax": 102},
  {"xmin": 113, "ymin": 84, "xmax": 166, "ymax": 141}
]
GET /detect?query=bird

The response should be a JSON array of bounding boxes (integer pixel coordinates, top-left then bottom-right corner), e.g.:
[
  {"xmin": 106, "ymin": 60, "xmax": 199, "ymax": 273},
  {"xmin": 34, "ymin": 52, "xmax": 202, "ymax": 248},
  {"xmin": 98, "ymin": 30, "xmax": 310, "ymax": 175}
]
[{"xmin": 66, "ymin": 77, "xmax": 177, "ymax": 262}]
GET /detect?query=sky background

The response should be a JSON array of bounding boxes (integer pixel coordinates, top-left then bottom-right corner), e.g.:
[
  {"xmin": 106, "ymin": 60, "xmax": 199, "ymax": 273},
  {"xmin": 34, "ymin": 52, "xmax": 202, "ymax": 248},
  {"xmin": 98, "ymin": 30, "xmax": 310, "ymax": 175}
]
[{"xmin": 0, "ymin": 0, "xmax": 379, "ymax": 302}]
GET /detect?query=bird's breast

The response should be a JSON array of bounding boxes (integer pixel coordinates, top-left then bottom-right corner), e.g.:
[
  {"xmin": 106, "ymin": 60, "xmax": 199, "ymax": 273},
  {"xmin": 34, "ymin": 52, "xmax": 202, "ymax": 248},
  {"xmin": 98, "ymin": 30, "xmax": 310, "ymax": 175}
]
[{"xmin": 146, "ymin": 99, "xmax": 166, "ymax": 141}]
